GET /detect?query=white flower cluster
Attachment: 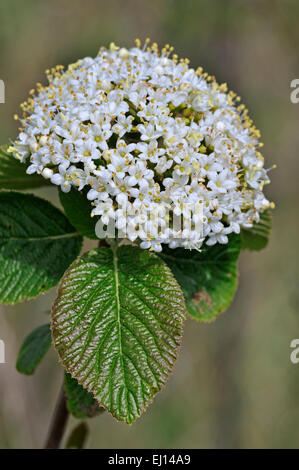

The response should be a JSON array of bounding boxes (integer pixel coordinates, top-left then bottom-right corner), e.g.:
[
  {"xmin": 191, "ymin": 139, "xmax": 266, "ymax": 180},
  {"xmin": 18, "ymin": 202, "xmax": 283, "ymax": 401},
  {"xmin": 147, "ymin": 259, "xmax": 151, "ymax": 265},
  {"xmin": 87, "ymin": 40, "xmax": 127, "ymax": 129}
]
[{"xmin": 10, "ymin": 41, "xmax": 273, "ymax": 252}]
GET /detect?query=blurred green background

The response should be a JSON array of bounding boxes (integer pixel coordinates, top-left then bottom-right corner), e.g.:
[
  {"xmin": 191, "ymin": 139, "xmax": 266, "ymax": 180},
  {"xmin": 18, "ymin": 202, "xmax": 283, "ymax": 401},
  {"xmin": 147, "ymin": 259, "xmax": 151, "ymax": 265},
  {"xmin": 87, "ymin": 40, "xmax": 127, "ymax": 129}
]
[{"xmin": 0, "ymin": 0, "xmax": 298, "ymax": 449}]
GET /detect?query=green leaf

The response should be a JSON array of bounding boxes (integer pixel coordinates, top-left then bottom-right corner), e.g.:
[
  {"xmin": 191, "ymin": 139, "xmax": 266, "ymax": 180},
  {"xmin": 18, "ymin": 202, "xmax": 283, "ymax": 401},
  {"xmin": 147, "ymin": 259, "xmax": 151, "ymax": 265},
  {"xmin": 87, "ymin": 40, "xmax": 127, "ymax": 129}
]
[
  {"xmin": 52, "ymin": 245, "xmax": 186, "ymax": 424},
  {"xmin": 241, "ymin": 210, "xmax": 272, "ymax": 251},
  {"xmin": 65, "ymin": 372, "xmax": 101, "ymax": 419},
  {"xmin": 59, "ymin": 188, "xmax": 98, "ymax": 240},
  {"xmin": 66, "ymin": 422, "xmax": 89, "ymax": 449},
  {"xmin": 160, "ymin": 234, "xmax": 241, "ymax": 323},
  {"xmin": 0, "ymin": 145, "xmax": 50, "ymax": 190},
  {"xmin": 0, "ymin": 191, "xmax": 82, "ymax": 304},
  {"xmin": 16, "ymin": 323, "xmax": 52, "ymax": 375}
]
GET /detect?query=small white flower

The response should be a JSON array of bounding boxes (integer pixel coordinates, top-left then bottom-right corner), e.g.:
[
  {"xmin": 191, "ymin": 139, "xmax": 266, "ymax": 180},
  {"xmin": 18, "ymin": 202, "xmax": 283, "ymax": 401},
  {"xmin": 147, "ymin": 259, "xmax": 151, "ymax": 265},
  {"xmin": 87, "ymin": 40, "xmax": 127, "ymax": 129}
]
[
  {"xmin": 112, "ymin": 115, "xmax": 134, "ymax": 137},
  {"xmin": 207, "ymin": 169, "xmax": 237, "ymax": 193},
  {"xmin": 136, "ymin": 141, "xmax": 165, "ymax": 163},
  {"xmin": 42, "ymin": 168, "xmax": 53, "ymax": 179},
  {"xmin": 138, "ymin": 123, "xmax": 162, "ymax": 141}
]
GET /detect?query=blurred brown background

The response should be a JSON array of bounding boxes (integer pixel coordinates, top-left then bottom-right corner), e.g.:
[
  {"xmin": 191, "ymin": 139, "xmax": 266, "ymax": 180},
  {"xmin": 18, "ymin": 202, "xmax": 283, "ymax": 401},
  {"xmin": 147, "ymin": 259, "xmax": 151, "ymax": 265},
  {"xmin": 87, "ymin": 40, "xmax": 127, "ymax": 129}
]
[{"xmin": 0, "ymin": 0, "xmax": 298, "ymax": 449}]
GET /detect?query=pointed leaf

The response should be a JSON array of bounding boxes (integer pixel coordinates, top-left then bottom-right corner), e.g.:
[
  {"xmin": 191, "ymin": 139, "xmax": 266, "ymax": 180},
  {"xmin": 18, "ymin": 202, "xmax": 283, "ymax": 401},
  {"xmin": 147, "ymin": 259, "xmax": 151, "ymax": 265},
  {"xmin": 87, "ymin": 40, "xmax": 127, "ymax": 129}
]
[
  {"xmin": 160, "ymin": 234, "xmax": 241, "ymax": 322},
  {"xmin": 0, "ymin": 192, "xmax": 82, "ymax": 304},
  {"xmin": 59, "ymin": 188, "xmax": 98, "ymax": 240},
  {"xmin": 16, "ymin": 323, "xmax": 52, "ymax": 375},
  {"xmin": 241, "ymin": 210, "xmax": 272, "ymax": 251},
  {"xmin": 0, "ymin": 145, "xmax": 50, "ymax": 190},
  {"xmin": 65, "ymin": 372, "xmax": 101, "ymax": 419},
  {"xmin": 52, "ymin": 245, "xmax": 186, "ymax": 424}
]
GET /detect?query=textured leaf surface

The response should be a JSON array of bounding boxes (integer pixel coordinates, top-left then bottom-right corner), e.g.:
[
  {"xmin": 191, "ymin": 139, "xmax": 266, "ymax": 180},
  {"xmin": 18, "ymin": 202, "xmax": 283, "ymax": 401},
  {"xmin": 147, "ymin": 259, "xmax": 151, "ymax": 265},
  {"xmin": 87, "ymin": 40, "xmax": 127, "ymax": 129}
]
[
  {"xmin": 0, "ymin": 192, "xmax": 82, "ymax": 304},
  {"xmin": 16, "ymin": 323, "xmax": 52, "ymax": 375},
  {"xmin": 66, "ymin": 423, "xmax": 89, "ymax": 449},
  {"xmin": 52, "ymin": 245, "xmax": 186, "ymax": 424},
  {"xmin": 0, "ymin": 145, "xmax": 49, "ymax": 190},
  {"xmin": 59, "ymin": 188, "xmax": 98, "ymax": 240},
  {"xmin": 160, "ymin": 235, "xmax": 241, "ymax": 323},
  {"xmin": 65, "ymin": 372, "xmax": 101, "ymax": 419},
  {"xmin": 241, "ymin": 210, "xmax": 272, "ymax": 251}
]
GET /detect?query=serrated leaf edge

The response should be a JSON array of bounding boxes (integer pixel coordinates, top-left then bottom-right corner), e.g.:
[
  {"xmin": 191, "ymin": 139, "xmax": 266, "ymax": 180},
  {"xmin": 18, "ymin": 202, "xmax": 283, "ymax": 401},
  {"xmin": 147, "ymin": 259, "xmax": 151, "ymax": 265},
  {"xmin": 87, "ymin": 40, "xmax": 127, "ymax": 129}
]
[{"xmin": 51, "ymin": 246, "xmax": 187, "ymax": 424}]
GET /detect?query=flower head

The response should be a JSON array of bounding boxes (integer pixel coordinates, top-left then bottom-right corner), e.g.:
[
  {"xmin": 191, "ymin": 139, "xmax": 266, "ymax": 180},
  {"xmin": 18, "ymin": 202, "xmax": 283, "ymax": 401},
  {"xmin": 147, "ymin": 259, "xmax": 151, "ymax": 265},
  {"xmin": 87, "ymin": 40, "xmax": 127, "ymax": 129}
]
[{"xmin": 11, "ymin": 40, "xmax": 273, "ymax": 251}]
